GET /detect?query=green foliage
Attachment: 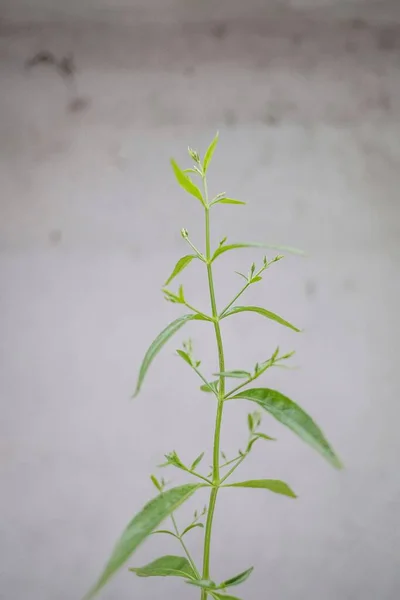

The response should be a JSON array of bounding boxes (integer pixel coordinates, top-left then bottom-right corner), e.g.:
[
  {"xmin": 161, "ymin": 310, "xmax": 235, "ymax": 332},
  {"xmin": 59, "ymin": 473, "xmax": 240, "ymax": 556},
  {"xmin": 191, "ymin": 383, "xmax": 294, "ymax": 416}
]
[
  {"xmin": 133, "ymin": 314, "xmax": 206, "ymax": 396},
  {"xmin": 83, "ymin": 485, "xmax": 202, "ymax": 599},
  {"xmin": 171, "ymin": 159, "xmax": 204, "ymax": 205},
  {"xmin": 221, "ymin": 305, "xmax": 300, "ymax": 332},
  {"xmin": 203, "ymin": 132, "xmax": 219, "ymax": 173},
  {"xmin": 130, "ymin": 555, "xmax": 196, "ymax": 579},
  {"xmin": 225, "ymin": 479, "xmax": 296, "ymax": 498},
  {"xmin": 232, "ymin": 388, "xmax": 342, "ymax": 468},
  {"xmin": 164, "ymin": 255, "xmax": 196, "ymax": 286},
  {"xmin": 219, "ymin": 566, "xmax": 254, "ymax": 588},
  {"xmin": 210, "ymin": 197, "xmax": 246, "ymax": 206},
  {"xmin": 83, "ymin": 134, "xmax": 341, "ymax": 600}
]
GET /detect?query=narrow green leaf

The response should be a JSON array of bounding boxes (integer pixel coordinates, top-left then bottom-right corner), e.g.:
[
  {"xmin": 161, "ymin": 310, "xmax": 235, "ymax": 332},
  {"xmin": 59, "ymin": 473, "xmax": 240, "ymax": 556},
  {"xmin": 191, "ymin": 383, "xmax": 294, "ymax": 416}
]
[
  {"xmin": 191, "ymin": 451, "xmax": 205, "ymax": 471},
  {"xmin": 213, "ymin": 595, "xmax": 243, "ymax": 600},
  {"xmin": 176, "ymin": 349, "xmax": 192, "ymax": 366},
  {"xmin": 151, "ymin": 529, "xmax": 179, "ymax": 539},
  {"xmin": 150, "ymin": 475, "xmax": 162, "ymax": 492},
  {"xmin": 164, "ymin": 255, "xmax": 196, "ymax": 286},
  {"xmin": 225, "ymin": 479, "xmax": 296, "ymax": 498},
  {"xmin": 200, "ymin": 380, "xmax": 219, "ymax": 393},
  {"xmin": 212, "ymin": 242, "xmax": 304, "ymax": 262},
  {"xmin": 83, "ymin": 484, "xmax": 202, "ymax": 599},
  {"xmin": 220, "ymin": 566, "xmax": 254, "ymax": 588},
  {"xmin": 212, "ymin": 198, "xmax": 246, "ymax": 206},
  {"xmin": 181, "ymin": 522, "xmax": 204, "ymax": 536},
  {"xmin": 203, "ymin": 132, "xmax": 219, "ymax": 173},
  {"xmin": 162, "ymin": 288, "xmax": 184, "ymax": 304},
  {"xmin": 221, "ymin": 306, "xmax": 300, "ymax": 333},
  {"xmin": 186, "ymin": 579, "xmax": 216, "ymax": 589},
  {"xmin": 232, "ymin": 388, "xmax": 342, "ymax": 469},
  {"xmin": 213, "ymin": 370, "xmax": 251, "ymax": 379},
  {"xmin": 254, "ymin": 432, "xmax": 276, "ymax": 442},
  {"xmin": 130, "ymin": 555, "xmax": 195, "ymax": 579},
  {"xmin": 133, "ymin": 314, "xmax": 203, "ymax": 396},
  {"xmin": 235, "ymin": 271, "xmax": 248, "ymax": 281},
  {"xmin": 171, "ymin": 159, "xmax": 204, "ymax": 204}
]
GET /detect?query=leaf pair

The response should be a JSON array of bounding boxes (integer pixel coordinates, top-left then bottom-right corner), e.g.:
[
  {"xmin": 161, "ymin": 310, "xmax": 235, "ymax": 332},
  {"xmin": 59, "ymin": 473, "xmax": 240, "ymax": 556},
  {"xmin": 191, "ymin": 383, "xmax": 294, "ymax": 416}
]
[
  {"xmin": 83, "ymin": 484, "xmax": 203, "ymax": 599},
  {"xmin": 187, "ymin": 566, "xmax": 254, "ymax": 592},
  {"xmin": 131, "ymin": 556, "xmax": 252, "ymax": 600}
]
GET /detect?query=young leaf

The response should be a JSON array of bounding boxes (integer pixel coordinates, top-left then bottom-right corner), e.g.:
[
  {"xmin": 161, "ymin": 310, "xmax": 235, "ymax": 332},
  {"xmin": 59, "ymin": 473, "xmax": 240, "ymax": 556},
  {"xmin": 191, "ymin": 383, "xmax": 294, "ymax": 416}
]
[
  {"xmin": 203, "ymin": 131, "xmax": 219, "ymax": 173},
  {"xmin": 221, "ymin": 306, "xmax": 300, "ymax": 333},
  {"xmin": 225, "ymin": 479, "xmax": 296, "ymax": 498},
  {"xmin": 191, "ymin": 451, "xmax": 205, "ymax": 471},
  {"xmin": 164, "ymin": 255, "xmax": 196, "ymax": 286},
  {"xmin": 213, "ymin": 371, "xmax": 251, "ymax": 379},
  {"xmin": 171, "ymin": 159, "xmax": 204, "ymax": 204},
  {"xmin": 181, "ymin": 522, "xmax": 204, "ymax": 536},
  {"xmin": 83, "ymin": 484, "xmax": 203, "ymax": 599},
  {"xmin": 151, "ymin": 529, "xmax": 179, "ymax": 539},
  {"xmin": 133, "ymin": 314, "xmax": 204, "ymax": 396},
  {"xmin": 232, "ymin": 388, "xmax": 342, "ymax": 469},
  {"xmin": 212, "ymin": 242, "xmax": 304, "ymax": 262},
  {"xmin": 211, "ymin": 198, "xmax": 246, "ymax": 206},
  {"xmin": 162, "ymin": 289, "xmax": 184, "ymax": 304},
  {"xmin": 220, "ymin": 566, "xmax": 254, "ymax": 588},
  {"xmin": 254, "ymin": 432, "xmax": 275, "ymax": 442},
  {"xmin": 130, "ymin": 555, "xmax": 196, "ymax": 579},
  {"xmin": 176, "ymin": 349, "xmax": 192, "ymax": 366},
  {"xmin": 200, "ymin": 380, "xmax": 219, "ymax": 394},
  {"xmin": 150, "ymin": 475, "xmax": 162, "ymax": 492}
]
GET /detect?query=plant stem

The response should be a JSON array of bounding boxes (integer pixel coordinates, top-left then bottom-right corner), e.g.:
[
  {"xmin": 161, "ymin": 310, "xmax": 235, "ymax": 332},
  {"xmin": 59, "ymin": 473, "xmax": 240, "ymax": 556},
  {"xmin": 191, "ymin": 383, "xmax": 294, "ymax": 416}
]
[
  {"xmin": 170, "ymin": 514, "xmax": 200, "ymax": 578},
  {"xmin": 201, "ymin": 177, "xmax": 226, "ymax": 600}
]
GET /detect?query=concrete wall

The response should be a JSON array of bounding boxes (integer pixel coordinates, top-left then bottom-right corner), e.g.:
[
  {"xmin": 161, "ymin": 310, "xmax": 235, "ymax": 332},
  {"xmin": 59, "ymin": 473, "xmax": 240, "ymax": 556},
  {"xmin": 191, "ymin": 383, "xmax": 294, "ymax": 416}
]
[{"xmin": 1, "ymin": 2, "xmax": 399, "ymax": 600}]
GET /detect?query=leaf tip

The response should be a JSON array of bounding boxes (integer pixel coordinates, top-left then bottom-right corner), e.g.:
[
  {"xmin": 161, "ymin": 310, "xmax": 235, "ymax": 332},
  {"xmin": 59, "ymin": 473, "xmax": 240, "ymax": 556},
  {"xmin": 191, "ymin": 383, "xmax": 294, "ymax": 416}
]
[{"xmin": 331, "ymin": 454, "xmax": 344, "ymax": 470}]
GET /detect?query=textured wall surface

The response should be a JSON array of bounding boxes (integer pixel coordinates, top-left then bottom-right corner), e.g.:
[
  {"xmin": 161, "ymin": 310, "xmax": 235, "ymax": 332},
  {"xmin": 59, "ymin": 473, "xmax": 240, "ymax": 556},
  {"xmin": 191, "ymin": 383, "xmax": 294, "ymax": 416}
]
[{"xmin": 1, "ymin": 2, "xmax": 399, "ymax": 600}]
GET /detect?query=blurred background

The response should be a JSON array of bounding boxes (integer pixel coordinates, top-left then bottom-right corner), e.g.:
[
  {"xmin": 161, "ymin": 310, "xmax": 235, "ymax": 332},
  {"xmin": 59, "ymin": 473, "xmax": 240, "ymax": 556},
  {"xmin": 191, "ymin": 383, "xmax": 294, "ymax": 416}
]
[{"xmin": 1, "ymin": 1, "xmax": 399, "ymax": 599}]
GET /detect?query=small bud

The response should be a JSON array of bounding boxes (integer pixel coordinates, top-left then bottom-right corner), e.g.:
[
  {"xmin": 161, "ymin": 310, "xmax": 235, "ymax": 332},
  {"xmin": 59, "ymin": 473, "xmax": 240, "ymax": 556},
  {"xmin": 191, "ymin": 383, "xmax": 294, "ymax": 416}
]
[
  {"xmin": 263, "ymin": 255, "xmax": 268, "ymax": 267},
  {"xmin": 247, "ymin": 413, "xmax": 254, "ymax": 432},
  {"xmin": 250, "ymin": 262, "xmax": 256, "ymax": 275},
  {"xmin": 188, "ymin": 147, "xmax": 200, "ymax": 163},
  {"xmin": 181, "ymin": 228, "xmax": 189, "ymax": 239}
]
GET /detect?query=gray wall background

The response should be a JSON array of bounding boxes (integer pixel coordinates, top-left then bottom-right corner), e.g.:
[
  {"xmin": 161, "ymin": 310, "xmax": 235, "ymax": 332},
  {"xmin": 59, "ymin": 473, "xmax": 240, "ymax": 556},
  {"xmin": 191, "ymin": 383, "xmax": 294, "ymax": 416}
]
[{"xmin": 1, "ymin": 1, "xmax": 399, "ymax": 599}]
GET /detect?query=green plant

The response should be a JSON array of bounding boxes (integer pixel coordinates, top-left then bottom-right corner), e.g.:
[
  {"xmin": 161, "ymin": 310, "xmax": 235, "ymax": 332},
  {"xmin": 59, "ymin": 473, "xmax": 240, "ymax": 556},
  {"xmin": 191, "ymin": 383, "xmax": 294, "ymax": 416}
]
[{"xmin": 83, "ymin": 134, "xmax": 342, "ymax": 600}]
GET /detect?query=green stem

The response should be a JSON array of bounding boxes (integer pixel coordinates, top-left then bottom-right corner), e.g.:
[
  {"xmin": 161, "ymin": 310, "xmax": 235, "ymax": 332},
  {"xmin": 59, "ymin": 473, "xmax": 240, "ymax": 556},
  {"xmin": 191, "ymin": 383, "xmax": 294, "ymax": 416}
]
[
  {"xmin": 219, "ymin": 264, "xmax": 265, "ymax": 318},
  {"xmin": 183, "ymin": 300, "xmax": 212, "ymax": 321},
  {"xmin": 170, "ymin": 514, "xmax": 200, "ymax": 578},
  {"xmin": 219, "ymin": 281, "xmax": 251, "ymax": 317},
  {"xmin": 201, "ymin": 179, "xmax": 226, "ymax": 600},
  {"xmin": 220, "ymin": 452, "xmax": 247, "ymax": 484}
]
